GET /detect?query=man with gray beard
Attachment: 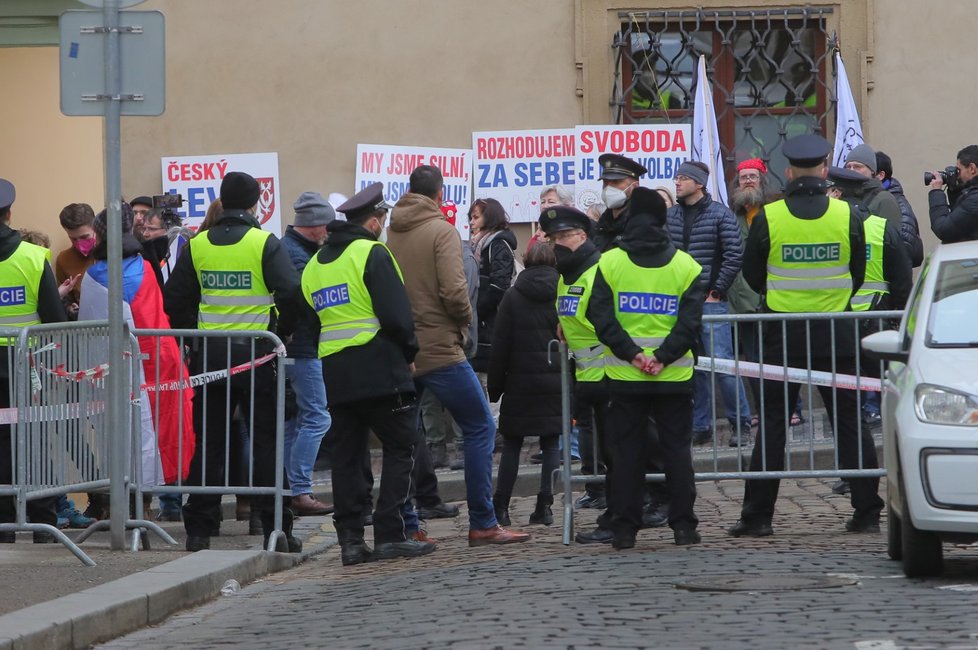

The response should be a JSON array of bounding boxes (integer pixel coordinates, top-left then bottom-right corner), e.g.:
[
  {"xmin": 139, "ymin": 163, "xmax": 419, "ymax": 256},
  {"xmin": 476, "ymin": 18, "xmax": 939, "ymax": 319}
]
[{"xmin": 726, "ymin": 159, "xmax": 780, "ymax": 444}]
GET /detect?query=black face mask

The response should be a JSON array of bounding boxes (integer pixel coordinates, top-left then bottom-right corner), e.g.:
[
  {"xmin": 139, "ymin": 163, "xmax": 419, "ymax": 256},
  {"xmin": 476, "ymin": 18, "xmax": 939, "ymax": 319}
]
[{"xmin": 553, "ymin": 245, "xmax": 576, "ymax": 272}]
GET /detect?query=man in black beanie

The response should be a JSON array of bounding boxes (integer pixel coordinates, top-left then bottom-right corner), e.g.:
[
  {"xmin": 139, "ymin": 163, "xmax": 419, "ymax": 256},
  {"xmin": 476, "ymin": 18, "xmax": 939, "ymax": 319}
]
[{"xmin": 164, "ymin": 171, "xmax": 302, "ymax": 552}]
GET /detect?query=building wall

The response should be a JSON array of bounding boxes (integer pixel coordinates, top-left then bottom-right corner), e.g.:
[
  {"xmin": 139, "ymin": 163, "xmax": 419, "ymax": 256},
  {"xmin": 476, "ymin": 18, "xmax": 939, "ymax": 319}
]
[
  {"xmin": 0, "ymin": 47, "xmax": 103, "ymax": 255},
  {"xmin": 5, "ymin": 1, "xmax": 977, "ymax": 257},
  {"xmin": 121, "ymin": 0, "xmax": 580, "ymax": 244},
  {"xmin": 870, "ymin": 0, "xmax": 977, "ymax": 254}
]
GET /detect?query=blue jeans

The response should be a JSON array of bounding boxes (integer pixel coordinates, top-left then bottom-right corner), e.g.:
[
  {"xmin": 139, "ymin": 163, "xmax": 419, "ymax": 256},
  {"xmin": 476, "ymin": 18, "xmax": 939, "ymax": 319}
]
[
  {"xmin": 284, "ymin": 358, "xmax": 331, "ymax": 495},
  {"xmin": 415, "ymin": 360, "xmax": 496, "ymax": 530},
  {"xmin": 694, "ymin": 301, "xmax": 753, "ymax": 432}
]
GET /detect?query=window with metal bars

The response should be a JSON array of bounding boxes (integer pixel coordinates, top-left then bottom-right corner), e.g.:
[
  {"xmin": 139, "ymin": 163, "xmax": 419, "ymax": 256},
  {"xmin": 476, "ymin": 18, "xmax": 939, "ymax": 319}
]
[{"xmin": 613, "ymin": 7, "xmax": 837, "ymax": 188}]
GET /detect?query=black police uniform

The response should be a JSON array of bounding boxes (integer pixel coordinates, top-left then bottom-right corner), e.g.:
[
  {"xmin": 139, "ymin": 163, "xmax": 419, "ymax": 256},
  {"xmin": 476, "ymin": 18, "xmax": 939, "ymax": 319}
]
[
  {"xmin": 592, "ymin": 154, "xmax": 648, "ymax": 252},
  {"xmin": 308, "ymin": 184, "xmax": 423, "ymax": 563},
  {"xmin": 734, "ymin": 135, "xmax": 884, "ymax": 536}
]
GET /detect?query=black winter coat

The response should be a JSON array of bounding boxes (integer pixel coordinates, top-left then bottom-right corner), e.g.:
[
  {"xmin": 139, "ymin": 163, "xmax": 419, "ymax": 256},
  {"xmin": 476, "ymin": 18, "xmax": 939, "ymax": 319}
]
[
  {"xmin": 930, "ymin": 177, "xmax": 978, "ymax": 244},
  {"xmin": 473, "ymin": 228, "xmax": 518, "ymax": 372},
  {"xmin": 280, "ymin": 226, "xmax": 322, "ymax": 359},
  {"xmin": 487, "ymin": 265, "xmax": 562, "ymax": 438},
  {"xmin": 664, "ymin": 192, "xmax": 743, "ymax": 294}
]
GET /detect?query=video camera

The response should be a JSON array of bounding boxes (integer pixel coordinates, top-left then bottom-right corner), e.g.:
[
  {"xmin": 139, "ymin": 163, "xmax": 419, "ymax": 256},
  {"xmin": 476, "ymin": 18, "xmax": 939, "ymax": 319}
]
[
  {"xmin": 924, "ymin": 166, "xmax": 959, "ymax": 187},
  {"xmin": 152, "ymin": 193, "xmax": 183, "ymax": 214}
]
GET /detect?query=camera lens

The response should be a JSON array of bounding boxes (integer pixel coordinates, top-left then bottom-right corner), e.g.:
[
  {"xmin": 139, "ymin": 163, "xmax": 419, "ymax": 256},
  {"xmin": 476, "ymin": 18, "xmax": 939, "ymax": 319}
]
[{"xmin": 924, "ymin": 171, "xmax": 935, "ymax": 186}]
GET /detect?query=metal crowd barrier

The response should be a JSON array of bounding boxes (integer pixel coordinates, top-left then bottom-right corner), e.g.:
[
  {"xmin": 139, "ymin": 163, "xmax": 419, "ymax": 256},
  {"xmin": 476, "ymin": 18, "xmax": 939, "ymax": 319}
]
[
  {"xmin": 109, "ymin": 328, "xmax": 292, "ymax": 554},
  {"xmin": 558, "ymin": 310, "xmax": 904, "ymax": 545},
  {"xmin": 0, "ymin": 320, "xmax": 159, "ymax": 565}
]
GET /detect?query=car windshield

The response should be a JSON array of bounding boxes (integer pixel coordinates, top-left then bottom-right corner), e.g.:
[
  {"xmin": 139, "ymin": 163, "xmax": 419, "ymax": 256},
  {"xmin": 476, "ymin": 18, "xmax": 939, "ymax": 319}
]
[{"xmin": 926, "ymin": 257, "xmax": 978, "ymax": 347}]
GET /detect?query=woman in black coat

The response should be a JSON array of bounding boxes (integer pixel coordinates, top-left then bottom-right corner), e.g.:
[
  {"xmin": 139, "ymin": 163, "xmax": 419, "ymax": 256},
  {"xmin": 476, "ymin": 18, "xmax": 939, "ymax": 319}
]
[
  {"xmin": 487, "ymin": 243, "xmax": 562, "ymax": 526},
  {"xmin": 469, "ymin": 198, "xmax": 518, "ymax": 373}
]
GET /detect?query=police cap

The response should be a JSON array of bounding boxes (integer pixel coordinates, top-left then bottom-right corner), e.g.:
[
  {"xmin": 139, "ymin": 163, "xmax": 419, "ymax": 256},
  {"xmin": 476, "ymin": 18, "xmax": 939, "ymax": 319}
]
[
  {"xmin": 598, "ymin": 153, "xmax": 647, "ymax": 181},
  {"xmin": 781, "ymin": 134, "xmax": 831, "ymax": 168},
  {"xmin": 0, "ymin": 178, "xmax": 14, "ymax": 210},
  {"xmin": 337, "ymin": 182, "xmax": 393, "ymax": 221},
  {"xmin": 826, "ymin": 166, "xmax": 867, "ymax": 191},
  {"xmin": 538, "ymin": 206, "xmax": 591, "ymax": 236}
]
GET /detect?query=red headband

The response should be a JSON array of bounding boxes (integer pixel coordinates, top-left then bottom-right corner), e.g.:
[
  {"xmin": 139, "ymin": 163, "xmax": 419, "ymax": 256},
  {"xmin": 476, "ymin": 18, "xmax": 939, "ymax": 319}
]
[{"xmin": 737, "ymin": 158, "xmax": 768, "ymax": 174}]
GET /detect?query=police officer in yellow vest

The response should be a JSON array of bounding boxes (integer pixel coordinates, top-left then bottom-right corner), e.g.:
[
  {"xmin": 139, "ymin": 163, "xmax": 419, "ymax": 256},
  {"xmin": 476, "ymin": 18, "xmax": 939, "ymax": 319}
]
[
  {"xmin": 164, "ymin": 172, "xmax": 301, "ymax": 553},
  {"xmin": 539, "ymin": 207, "xmax": 612, "ymax": 537},
  {"xmin": 729, "ymin": 134, "xmax": 885, "ymax": 538},
  {"xmin": 827, "ymin": 165, "xmax": 912, "ymax": 436},
  {"xmin": 0, "ymin": 178, "xmax": 67, "ymax": 542},
  {"xmin": 588, "ymin": 187, "xmax": 705, "ymax": 550},
  {"xmin": 301, "ymin": 182, "xmax": 435, "ymax": 566}
]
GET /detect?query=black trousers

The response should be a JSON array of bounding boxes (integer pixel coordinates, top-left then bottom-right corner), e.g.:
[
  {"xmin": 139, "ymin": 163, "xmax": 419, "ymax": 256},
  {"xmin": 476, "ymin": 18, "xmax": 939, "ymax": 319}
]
[
  {"xmin": 605, "ymin": 393, "xmax": 697, "ymax": 533},
  {"xmin": 741, "ymin": 355, "xmax": 884, "ymax": 523},
  {"xmin": 183, "ymin": 343, "xmax": 284, "ymax": 537},
  {"xmin": 330, "ymin": 395, "xmax": 417, "ymax": 544},
  {"xmin": 0, "ymin": 374, "xmax": 57, "ymax": 526}
]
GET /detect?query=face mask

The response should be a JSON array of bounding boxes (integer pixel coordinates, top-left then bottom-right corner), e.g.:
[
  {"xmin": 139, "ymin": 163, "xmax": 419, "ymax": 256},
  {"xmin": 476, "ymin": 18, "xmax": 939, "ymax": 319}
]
[
  {"xmin": 73, "ymin": 238, "xmax": 96, "ymax": 257},
  {"xmin": 378, "ymin": 228, "xmax": 388, "ymax": 244},
  {"xmin": 553, "ymin": 245, "xmax": 575, "ymax": 272},
  {"xmin": 602, "ymin": 184, "xmax": 630, "ymax": 210}
]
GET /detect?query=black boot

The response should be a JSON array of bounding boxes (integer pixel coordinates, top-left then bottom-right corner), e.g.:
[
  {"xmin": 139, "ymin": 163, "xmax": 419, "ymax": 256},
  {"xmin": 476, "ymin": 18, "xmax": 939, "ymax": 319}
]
[
  {"xmin": 336, "ymin": 524, "xmax": 373, "ymax": 566},
  {"xmin": 492, "ymin": 494, "xmax": 511, "ymax": 527},
  {"xmin": 528, "ymin": 493, "xmax": 554, "ymax": 526},
  {"xmin": 262, "ymin": 507, "xmax": 302, "ymax": 553}
]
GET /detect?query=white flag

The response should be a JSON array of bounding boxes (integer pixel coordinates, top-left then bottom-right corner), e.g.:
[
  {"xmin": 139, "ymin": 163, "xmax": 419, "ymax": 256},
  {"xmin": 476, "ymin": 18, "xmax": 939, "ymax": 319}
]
[
  {"xmin": 691, "ymin": 55, "xmax": 727, "ymax": 205},
  {"xmin": 831, "ymin": 52, "xmax": 864, "ymax": 167}
]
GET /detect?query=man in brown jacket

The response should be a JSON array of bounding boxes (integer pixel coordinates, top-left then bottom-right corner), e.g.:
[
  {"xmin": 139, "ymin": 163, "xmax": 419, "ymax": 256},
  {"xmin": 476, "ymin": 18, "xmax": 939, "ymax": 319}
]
[{"xmin": 387, "ymin": 165, "xmax": 529, "ymax": 547}]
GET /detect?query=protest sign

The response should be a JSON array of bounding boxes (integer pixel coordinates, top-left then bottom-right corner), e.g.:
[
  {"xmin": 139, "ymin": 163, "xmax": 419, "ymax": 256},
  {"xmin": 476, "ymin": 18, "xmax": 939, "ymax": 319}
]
[
  {"xmin": 160, "ymin": 152, "xmax": 281, "ymax": 234},
  {"xmin": 355, "ymin": 144, "xmax": 471, "ymax": 238},
  {"xmin": 472, "ymin": 129, "xmax": 575, "ymax": 223},
  {"xmin": 574, "ymin": 125, "xmax": 691, "ymax": 211}
]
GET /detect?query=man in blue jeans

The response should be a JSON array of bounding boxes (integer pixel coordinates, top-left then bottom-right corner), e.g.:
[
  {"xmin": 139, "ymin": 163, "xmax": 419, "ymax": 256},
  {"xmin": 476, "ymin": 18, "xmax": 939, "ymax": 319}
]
[
  {"xmin": 387, "ymin": 164, "xmax": 530, "ymax": 547},
  {"xmin": 665, "ymin": 161, "xmax": 752, "ymax": 447},
  {"xmin": 281, "ymin": 192, "xmax": 335, "ymax": 516}
]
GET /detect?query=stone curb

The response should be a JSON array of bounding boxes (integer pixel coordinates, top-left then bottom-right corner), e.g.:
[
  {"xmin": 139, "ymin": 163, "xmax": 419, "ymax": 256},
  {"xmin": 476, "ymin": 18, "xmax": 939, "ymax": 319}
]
[{"xmin": 0, "ymin": 519, "xmax": 338, "ymax": 650}]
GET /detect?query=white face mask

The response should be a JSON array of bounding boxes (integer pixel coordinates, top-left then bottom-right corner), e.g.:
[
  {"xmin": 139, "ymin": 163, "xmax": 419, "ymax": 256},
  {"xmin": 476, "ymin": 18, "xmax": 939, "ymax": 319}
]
[
  {"xmin": 602, "ymin": 183, "xmax": 632, "ymax": 210},
  {"xmin": 378, "ymin": 227, "xmax": 388, "ymax": 244}
]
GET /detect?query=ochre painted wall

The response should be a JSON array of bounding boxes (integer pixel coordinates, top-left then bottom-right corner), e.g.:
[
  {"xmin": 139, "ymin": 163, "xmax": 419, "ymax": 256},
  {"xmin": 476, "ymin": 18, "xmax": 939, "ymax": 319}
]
[{"xmin": 0, "ymin": 47, "xmax": 103, "ymax": 257}]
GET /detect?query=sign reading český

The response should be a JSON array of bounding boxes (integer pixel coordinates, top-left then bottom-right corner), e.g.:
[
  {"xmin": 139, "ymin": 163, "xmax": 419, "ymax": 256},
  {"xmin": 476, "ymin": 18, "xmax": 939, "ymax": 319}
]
[{"xmin": 160, "ymin": 152, "xmax": 282, "ymax": 234}]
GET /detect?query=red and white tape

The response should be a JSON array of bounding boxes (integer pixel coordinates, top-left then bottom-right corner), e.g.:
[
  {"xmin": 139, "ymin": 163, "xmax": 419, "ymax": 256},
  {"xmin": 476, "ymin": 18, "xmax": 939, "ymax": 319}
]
[{"xmin": 695, "ymin": 357, "xmax": 881, "ymax": 392}]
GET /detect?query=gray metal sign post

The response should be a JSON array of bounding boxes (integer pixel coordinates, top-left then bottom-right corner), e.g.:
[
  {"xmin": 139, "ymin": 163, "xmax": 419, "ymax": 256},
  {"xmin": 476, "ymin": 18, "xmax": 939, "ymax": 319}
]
[{"xmin": 60, "ymin": 1, "xmax": 164, "ymax": 551}]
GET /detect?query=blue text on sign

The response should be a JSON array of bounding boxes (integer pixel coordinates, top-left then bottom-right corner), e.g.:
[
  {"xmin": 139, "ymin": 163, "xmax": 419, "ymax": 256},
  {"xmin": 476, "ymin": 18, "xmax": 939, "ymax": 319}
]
[
  {"xmin": 618, "ymin": 291, "xmax": 678, "ymax": 315},
  {"xmin": 312, "ymin": 284, "xmax": 351, "ymax": 311}
]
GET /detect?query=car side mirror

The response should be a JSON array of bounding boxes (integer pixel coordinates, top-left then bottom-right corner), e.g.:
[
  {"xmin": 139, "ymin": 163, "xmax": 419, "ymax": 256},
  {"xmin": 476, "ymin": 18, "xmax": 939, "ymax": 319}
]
[{"xmin": 861, "ymin": 329, "xmax": 909, "ymax": 364}]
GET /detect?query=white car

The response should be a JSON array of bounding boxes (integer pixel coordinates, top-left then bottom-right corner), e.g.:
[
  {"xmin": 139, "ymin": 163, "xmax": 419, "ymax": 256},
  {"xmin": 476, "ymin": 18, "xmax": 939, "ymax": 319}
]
[{"xmin": 863, "ymin": 242, "xmax": 978, "ymax": 577}]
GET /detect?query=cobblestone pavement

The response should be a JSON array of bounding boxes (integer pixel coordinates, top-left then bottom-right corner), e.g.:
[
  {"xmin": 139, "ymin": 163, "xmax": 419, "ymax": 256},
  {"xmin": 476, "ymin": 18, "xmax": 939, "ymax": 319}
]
[{"xmin": 99, "ymin": 479, "xmax": 978, "ymax": 650}]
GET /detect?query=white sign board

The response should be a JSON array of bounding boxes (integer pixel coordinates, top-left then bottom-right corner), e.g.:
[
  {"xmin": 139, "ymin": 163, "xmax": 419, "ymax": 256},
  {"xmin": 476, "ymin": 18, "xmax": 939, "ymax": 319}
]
[
  {"xmin": 472, "ymin": 129, "xmax": 576, "ymax": 223},
  {"xmin": 574, "ymin": 124, "xmax": 692, "ymax": 210},
  {"xmin": 160, "ymin": 152, "xmax": 281, "ymax": 234},
  {"xmin": 355, "ymin": 144, "xmax": 472, "ymax": 238}
]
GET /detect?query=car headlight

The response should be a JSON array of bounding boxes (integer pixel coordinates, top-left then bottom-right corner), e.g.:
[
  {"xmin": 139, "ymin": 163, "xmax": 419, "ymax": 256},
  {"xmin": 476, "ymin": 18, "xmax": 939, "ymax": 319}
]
[{"xmin": 915, "ymin": 384, "xmax": 978, "ymax": 425}]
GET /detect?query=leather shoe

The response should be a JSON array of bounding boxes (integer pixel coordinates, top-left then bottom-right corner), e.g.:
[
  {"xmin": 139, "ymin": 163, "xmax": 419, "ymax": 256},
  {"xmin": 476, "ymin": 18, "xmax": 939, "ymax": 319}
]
[
  {"xmin": 611, "ymin": 530, "xmax": 636, "ymax": 550},
  {"xmin": 574, "ymin": 493, "xmax": 607, "ymax": 510},
  {"xmin": 845, "ymin": 516, "xmax": 880, "ymax": 533},
  {"xmin": 33, "ymin": 531, "xmax": 56, "ymax": 544},
  {"xmin": 574, "ymin": 527, "xmax": 614, "ymax": 544},
  {"xmin": 674, "ymin": 528, "xmax": 702, "ymax": 545},
  {"xmin": 727, "ymin": 520, "xmax": 773, "ymax": 538},
  {"xmin": 417, "ymin": 502, "xmax": 459, "ymax": 520},
  {"xmin": 831, "ymin": 480, "xmax": 851, "ymax": 495},
  {"xmin": 641, "ymin": 506, "xmax": 668, "ymax": 529},
  {"xmin": 290, "ymin": 493, "xmax": 334, "ymax": 516},
  {"xmin": 692, "ymin": 429, "xmax": 712, "ymax": 446},
  {"xmin": 186, "ymin": 535, "xmax": 210, "ymax": 552},
  {"xmin": 264, "ymin": 534, "xmax": 303, "ymax": 553},
  {"xmin": 248, "ymin": 511, "xmax": 263, "ymax": 536},
  {"xmin": 411, "ymin": 528, "xmax": 437, "ymax": 543},
  {"xmin": 340, "ymin": 540, "xmax": 373, "ymax": 566},
  {"xmin": 468, "ymin": 525, "xmax": 531, "ymax": 547},
  {"xmin": 374, "ymin": 539, "xmax": 437, "ymax": 560}
]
